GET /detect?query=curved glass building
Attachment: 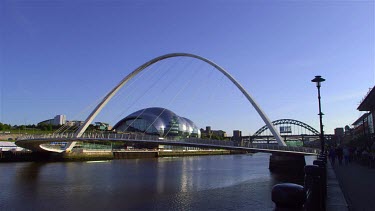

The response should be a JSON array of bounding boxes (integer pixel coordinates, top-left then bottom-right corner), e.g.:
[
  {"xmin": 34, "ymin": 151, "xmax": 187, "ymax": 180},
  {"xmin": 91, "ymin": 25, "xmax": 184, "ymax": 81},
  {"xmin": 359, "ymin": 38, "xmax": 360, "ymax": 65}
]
[{"xmin": 113, "ymin": 107, "xmax": 201, "ymax": 138}]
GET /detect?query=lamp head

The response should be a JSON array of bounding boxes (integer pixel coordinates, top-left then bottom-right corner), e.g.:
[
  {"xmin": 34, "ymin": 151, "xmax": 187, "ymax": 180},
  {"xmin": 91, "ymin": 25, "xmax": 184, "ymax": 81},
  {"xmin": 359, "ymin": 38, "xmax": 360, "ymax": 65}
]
[{"xmin": 312, "ymin": 75, "xmax": 325, "ymax": 87}]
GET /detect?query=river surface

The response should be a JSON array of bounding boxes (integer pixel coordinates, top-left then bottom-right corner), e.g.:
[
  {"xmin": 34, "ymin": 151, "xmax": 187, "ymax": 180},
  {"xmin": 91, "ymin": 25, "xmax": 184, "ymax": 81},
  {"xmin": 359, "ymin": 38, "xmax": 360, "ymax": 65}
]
[{"xmin": 0, "ymin": 153, "xmax": 313, "ymax": 210}]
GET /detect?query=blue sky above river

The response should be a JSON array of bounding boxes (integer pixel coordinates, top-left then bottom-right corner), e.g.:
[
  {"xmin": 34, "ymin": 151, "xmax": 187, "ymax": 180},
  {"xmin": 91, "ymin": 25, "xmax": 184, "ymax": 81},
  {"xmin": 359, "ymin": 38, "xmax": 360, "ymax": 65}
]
[{"xmin": 1, "ymin": 0, "xmax": 374, "ymax": 135}]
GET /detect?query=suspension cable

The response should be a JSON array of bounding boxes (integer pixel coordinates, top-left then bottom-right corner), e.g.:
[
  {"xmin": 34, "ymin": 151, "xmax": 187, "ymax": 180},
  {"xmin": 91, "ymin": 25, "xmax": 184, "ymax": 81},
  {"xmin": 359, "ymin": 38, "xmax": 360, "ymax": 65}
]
[
  {"xmin": 121, "ymin": 57, "xmax": 183, "ymax": 133},
  {"xmin": 163, "ymin": 60, "xmax": 207, "ymax": 137},
  {"xmin": 107, "ymin": 58, "xmax": 166, "ymax": 124},
  {"xmin": 144, "ymin": 60, "xmax": 200, "ymax": 136}
]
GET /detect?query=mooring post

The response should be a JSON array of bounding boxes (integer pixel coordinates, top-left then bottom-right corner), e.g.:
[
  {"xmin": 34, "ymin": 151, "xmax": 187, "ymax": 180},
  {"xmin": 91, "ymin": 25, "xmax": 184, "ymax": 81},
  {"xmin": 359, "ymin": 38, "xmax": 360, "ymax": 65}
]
[{"xmin": 272, "ymin": 183, "xmax": 306, "ymax": 210}]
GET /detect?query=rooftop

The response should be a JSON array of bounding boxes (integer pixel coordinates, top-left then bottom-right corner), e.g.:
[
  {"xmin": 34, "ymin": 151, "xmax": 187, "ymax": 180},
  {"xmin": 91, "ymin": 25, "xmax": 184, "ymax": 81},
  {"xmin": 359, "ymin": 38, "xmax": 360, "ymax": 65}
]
[
  {"xmin": 352, "ymin": 113, "xmax": 370, "ymax": 126},
  {"xmin": 357, "ymin": 86, "xmax": 375, "ymax": 111}
]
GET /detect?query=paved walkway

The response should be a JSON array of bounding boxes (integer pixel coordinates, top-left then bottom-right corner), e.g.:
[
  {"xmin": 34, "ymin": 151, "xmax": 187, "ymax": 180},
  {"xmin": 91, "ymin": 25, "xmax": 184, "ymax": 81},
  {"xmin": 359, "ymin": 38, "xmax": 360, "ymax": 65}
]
[
  {"xmin": 326, "ymin": 162, "xmax": 348, "ymax": 211},
  {"xmin": 332, "ymin": 160, "xmax": 375, "ymax": 211}
]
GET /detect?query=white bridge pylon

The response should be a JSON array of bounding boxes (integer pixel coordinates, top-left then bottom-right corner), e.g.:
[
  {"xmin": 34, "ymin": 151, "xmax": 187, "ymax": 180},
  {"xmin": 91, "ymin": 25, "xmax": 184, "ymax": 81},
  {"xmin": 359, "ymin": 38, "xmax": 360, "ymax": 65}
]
[{"xmin": 65, "ymin": 53, "xmax": 286, "ymax": 151}]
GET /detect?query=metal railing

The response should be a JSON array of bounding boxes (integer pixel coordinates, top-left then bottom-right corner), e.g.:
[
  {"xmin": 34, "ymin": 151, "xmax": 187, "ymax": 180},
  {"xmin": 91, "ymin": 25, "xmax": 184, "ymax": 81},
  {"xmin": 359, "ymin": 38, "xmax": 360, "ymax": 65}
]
[{"xmin": 17, "ymin": 133, "xmax": 319, "ymax": 154}]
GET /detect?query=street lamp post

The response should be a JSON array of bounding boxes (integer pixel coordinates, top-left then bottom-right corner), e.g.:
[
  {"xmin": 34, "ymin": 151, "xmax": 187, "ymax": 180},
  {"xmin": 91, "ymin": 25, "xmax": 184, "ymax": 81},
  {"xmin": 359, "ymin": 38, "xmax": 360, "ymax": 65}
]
[{"xmin": 312, "ymin": 75, "xmax": 325, "ymax": 153}]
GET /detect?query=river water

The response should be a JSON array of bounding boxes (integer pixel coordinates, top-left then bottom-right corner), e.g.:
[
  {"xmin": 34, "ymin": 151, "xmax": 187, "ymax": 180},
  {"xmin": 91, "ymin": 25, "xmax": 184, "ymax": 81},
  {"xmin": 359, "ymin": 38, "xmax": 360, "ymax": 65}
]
[{"xmin": 0, "ymin": 153, "xmax": 313, "ymax": 210}]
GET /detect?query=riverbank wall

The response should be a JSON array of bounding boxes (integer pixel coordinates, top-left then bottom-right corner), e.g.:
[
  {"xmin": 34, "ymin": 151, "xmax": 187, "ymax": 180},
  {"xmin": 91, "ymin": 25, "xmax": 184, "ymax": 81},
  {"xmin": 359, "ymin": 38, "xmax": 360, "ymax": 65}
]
[
  {"xmin": 0, "ymin": 150, "xmax": 245, "ymax": 162},
  {"xmin": 158, "ymin": 150, "xmax": 231, "ymax": 157}
]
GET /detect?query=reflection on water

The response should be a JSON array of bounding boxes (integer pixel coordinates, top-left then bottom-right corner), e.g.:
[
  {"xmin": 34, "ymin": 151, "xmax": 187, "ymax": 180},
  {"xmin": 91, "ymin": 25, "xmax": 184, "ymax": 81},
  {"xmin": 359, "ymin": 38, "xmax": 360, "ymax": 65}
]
[{"xmin": 0, "ymin": 153, "xmax": 306, "ymax": 210}]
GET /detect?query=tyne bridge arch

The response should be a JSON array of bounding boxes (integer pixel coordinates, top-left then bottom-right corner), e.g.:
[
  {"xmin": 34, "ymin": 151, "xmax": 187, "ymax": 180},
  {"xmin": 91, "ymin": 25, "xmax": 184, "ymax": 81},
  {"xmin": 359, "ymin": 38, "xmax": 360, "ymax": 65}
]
[{"xmin": 249, "ymin": 119, "xmax": 320, "ymax": 145}]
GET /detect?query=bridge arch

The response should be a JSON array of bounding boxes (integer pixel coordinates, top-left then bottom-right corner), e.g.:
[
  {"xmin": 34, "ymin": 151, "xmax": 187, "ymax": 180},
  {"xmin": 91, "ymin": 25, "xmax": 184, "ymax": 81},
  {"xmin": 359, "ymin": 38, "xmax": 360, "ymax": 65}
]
[
  {"xmin": 253, "ymin": 119, "xmax": 319, "ymax": 136},
  {"xmin": 66, "ymin": 53, "xmax": 286, "ymax": 151}
]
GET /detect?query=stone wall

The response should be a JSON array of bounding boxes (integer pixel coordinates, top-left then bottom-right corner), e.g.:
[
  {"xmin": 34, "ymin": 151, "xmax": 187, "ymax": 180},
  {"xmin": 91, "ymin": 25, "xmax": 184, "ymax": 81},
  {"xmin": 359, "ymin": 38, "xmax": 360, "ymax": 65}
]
[{"xmin": 0, "ymin": 134, "xmax": 21, "ymax": 141}]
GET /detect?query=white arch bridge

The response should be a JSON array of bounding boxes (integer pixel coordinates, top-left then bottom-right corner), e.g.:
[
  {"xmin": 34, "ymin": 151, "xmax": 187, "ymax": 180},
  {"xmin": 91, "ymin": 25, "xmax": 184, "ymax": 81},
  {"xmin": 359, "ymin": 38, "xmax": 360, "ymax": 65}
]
[{"xmin": 16, "ymin": 53, "xmax": 319, "ymax": 156}]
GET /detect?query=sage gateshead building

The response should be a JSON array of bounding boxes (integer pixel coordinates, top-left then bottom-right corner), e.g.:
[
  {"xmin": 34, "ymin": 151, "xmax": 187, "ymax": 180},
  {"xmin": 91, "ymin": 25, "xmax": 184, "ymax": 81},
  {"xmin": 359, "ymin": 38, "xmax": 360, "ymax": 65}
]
[{"xmin": 112, "ymin": 107, "xmax": 201, "ymax": 139}]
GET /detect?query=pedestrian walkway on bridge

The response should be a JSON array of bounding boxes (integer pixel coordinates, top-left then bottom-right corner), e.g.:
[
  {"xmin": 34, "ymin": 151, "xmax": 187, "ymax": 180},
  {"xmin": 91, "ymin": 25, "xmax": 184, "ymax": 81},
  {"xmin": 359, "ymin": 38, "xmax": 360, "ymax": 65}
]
[{"xmin": 331, "ymin": 159, "xmax": 375, "ymax": 211}]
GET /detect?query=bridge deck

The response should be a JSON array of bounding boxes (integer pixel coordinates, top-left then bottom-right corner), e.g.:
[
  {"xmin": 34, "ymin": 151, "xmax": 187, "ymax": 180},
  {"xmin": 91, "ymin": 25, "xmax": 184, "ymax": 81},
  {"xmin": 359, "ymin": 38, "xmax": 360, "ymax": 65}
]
[{"xmin": 16, "ymin": 133, "xmax": 319, "ymax": 155}]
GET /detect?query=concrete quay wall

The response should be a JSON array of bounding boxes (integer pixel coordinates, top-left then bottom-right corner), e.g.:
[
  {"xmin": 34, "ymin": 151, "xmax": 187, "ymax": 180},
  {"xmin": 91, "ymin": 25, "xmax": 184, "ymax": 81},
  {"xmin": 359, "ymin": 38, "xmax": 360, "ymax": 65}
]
[{"xmin": 1, "ymin": 150, "xmax": 238, "ymax": 162}]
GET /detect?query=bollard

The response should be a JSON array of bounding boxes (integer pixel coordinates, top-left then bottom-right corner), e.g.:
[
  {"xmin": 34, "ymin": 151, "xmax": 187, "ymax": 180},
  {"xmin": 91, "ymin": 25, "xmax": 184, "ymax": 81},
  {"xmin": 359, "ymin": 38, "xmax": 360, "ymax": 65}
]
[
  {"xmin": 272, "ymin": 183, "xmax": 306, "ymax": 210},
  {"xmin": 313, "ymin": 159, "xmax": 326, "ymax": 168},
  {"xmin": 319, "ymin": 153, "xmax": 327, "ymax": 161},
  {"xmin": 313, "ymin": 159, "xmax": 327, "ymax": 207},
  {"xmin": 318, "ymin": 153, "xmax": 327, "ymax": 158},
  {"xmin": 318, "ymin": 155, "xmax": 327, "ymax": 164},
  {"xmin": 304, "ymin": 165, "xmax": 324, "ymax": 211},
  {"xmin": 313, "ymin": 160, "xmax": 326, "ymax": 171}
]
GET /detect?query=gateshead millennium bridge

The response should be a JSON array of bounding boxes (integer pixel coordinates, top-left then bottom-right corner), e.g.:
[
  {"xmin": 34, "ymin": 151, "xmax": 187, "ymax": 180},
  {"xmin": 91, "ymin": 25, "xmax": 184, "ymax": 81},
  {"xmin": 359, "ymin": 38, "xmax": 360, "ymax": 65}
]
[{"xmin": 16, "ymin": 53, "xmax": 320, "ymax": 157}]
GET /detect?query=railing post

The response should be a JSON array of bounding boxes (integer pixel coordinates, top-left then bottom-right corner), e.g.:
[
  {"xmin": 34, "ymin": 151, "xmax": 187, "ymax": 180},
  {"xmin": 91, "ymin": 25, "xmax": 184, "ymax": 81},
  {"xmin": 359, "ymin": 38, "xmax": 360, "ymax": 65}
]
[
  {"xmin": 314, "ymin": 159, "xmax": 327, "ymax": 202},
  {"xmin": 304, "ymin": 165, "xmax": 324, "ymax": 211}
]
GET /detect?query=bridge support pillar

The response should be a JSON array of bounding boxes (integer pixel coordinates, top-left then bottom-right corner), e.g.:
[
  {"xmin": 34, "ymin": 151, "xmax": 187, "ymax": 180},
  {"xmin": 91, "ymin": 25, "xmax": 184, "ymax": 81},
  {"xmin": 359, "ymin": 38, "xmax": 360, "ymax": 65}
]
[{"xmin": 269, "ymin": 153, "xmax": 306, "ymax": 174}]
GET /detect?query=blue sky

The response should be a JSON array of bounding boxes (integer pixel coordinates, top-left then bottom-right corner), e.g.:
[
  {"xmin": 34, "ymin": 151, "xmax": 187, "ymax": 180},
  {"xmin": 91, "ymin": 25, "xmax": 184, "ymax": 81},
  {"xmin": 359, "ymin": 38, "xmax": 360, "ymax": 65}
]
[{"xmin": 1, "ymin": 0, "xmax": 374, "ymax": 135}]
